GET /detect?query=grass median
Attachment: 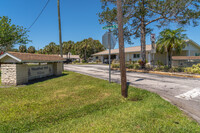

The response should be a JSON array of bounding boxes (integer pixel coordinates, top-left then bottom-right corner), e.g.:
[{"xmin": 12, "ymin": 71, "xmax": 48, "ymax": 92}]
[{"xmin": 0, "ymin": 71, "xmax": 199, "ymax": 132}]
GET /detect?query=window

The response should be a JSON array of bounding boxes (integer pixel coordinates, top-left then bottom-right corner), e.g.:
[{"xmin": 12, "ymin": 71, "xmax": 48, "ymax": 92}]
[
  {"xmin": 133, "ymin": 54, "xmax": 140, "ymax": 58},
  {"xmin": 195, "ymin": 53, "xmax": 200, "ymax": 56}
]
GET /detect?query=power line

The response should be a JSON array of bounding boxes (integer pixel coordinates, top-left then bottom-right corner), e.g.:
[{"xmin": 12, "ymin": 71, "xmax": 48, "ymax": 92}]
[{"xmin": 28, "ymin": 0, "xmax": 50, "ymax": 30}]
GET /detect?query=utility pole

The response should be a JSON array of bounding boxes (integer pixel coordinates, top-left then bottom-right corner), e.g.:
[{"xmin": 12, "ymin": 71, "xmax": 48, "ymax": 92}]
[
  {"xmin": 117, "ymin": 0, "xmax": 127, "ymax": 98},
  {"xmin": 57, "ymin": 0, "xmax": 63, "ymax": 57}
]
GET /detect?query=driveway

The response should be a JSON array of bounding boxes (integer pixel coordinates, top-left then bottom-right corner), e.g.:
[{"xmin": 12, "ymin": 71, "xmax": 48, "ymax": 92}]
[{"xmin": 64, "ymin": 64, "xmax": 200, "ymax": 123}]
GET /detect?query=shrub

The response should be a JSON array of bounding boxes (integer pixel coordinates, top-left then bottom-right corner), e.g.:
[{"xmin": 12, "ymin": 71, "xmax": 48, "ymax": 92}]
[
  {"xmin": 82, "ymin": 60, "xmax": 86, "ymax": 63},
  {"xmin": 138, "ymin": 59, "xmax": 148, "ymax": 67},
  {"xmin": 169, "ymin": 67, "xmax": 184, "ymax": 72},
  {"xmin": 112, "ymin": 63, "xmax": 140, "ymax": 70},
  {"xmin": 146, "ymin": 64, "xmax": 153, "ymax": 70},
  {"xmin": 126, "ymin": 64, "xmax": 134, "ymax": 69},
  {"xmin": 132, "ymin": 61, "xmax": 137, "ymax": 64},
  {"xmin": 133, "ymin": 64, "xmax": 140, "ymax": 69},
  {"xmin": 156, "ymin": 60, "xmax": 164, "ymax": 67},
  {"xmin": 112, "ymin": 59, "xmax": 119, "ymax": 64},
  {"xmin": 184, "ymin": 64, "xmax": 200, "ymax": 74},
  {"xmin": 154, "ymin": 66, "xmax": 170, "ymax": 72},
  {"xmin": 111, "ymin": 63, "xmax": 120, "ymax": 68},
  {"xmin": 72, "ymin": 60, "xmax": 79, "ymax": 64},
  {"xmin": 126, "ymin": 63, "xmax": 140, "ymax": 70}
]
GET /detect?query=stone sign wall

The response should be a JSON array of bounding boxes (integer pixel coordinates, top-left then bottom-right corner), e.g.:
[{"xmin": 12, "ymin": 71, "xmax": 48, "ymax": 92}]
[
  {"xmin": 28, "ymin": 65, "xmax": 53, "ymax": 80},
  {"xmin": 1, "ymin": 63, "xmax": 63, "ymax": 86}
]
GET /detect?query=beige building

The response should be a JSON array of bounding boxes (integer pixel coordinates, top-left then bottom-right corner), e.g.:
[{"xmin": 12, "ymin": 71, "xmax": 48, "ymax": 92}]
[
  {"xmin": 62, "ymin": 53, "xmax": 81, "ymax": 62},
  {"xmin": 93, "ymin": 39, "xmax": 200, "ymax": 65}
]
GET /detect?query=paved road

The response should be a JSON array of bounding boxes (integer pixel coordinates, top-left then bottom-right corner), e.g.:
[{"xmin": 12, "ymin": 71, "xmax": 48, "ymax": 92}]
[{"xmin": 64, "ymin": 64, "xmax": 200, "ymax": 123}]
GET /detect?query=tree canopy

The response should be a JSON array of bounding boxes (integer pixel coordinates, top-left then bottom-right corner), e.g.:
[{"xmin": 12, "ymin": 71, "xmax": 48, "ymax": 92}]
[
  {"xmin": 27, "ymin": 46, "xmax": 36, "ymax": 53},
  {"xmin": 63, "ymin": 41, "xmax": 75, "ymax": 55},
  {"xmin": 99, "ymin": 0, "xmax": 200, "ymax": 68},
  {"xmin": 0, "ymin": 16, "xmax": 30, "ymax": 51},
  {"xmin": 73, "ymin": 38, "xmax": 105, "ymax": 61},
  {"xmin": 43, "ymin": 42, "xmax": 59, "ymax": 55},
  {"xmin": 36, "ymin": 38, "xmax": 105, "ymax": 61},
  {"xmin": 19, "ymin": 45, "xmax": 27, "ymax": 53}
]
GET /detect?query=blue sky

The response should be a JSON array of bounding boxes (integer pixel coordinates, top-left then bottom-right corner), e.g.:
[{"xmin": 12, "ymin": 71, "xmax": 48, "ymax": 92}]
[{"xmin": 1, "ymin": 0, "xmax": 200, "ymax": 50}]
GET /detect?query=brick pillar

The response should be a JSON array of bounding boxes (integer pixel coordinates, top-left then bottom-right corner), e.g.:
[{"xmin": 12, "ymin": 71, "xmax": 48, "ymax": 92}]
[
  {"xmin": 48, "ymin": 62, "xmax": 63, "ymax": 76},
  {"xmin": 1, "ymin": 64, "xmax": 28, "ymax": 86}
]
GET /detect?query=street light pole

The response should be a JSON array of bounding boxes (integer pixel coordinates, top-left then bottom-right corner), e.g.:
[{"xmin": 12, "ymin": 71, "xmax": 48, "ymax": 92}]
[
  {"xmin": 57, "ymin": 0, "xmax": 63, "ymax": 57},
  {"xmin": 117, "ymin": 0, "xmax": 127, "ymax": 98}
]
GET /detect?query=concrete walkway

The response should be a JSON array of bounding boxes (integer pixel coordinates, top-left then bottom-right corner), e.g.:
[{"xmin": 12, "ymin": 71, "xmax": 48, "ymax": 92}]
[{"xmin": 64, "ymin": 64, "xmax": 200, "ymax": 123}]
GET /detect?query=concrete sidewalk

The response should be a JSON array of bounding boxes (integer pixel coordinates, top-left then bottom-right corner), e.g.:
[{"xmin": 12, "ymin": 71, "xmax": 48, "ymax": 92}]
[{"xmin": 64, "ymin": 64, "xmax": 200, "ymax": 123}]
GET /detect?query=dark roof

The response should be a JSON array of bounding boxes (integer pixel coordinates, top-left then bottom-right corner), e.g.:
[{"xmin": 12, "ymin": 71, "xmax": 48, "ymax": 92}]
[
  {"xmin": 0, "ymin": 52, "xmax": 65, "ymax": 63},
  {"xmin": 172, "ymin": 56, "xmax": 200, "ymax": 60}
]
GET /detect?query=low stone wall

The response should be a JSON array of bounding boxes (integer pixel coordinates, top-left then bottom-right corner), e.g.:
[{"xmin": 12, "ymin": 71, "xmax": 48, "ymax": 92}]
[
  {"xmin": 1, "ymin": 62, "xmax": 63, "ymax": 86},
  {"xmin": 172, "ymin": 60, "xmax": 200, "ymax": 67}
]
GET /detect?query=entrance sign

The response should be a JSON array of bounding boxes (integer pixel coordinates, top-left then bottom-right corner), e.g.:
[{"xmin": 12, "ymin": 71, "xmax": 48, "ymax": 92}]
[
  {"xmin": 102, "ymin": 24, "xmax": 118, "ymax": 30},
  {"xmin": 0, "ymin": 52, "xmax": 65, "ymax": 85},
  {"xmin": 28, "ymin": 65, "xmax": 53, "ymax": 80}
]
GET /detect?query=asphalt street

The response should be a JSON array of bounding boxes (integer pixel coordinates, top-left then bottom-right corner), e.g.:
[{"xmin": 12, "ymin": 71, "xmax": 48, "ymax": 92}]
[{"xmin": 64, "ymin": 64, "xmax": 200, "ymax": 123}]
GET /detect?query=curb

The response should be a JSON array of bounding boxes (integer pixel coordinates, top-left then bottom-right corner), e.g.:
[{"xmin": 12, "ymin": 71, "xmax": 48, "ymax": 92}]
[{"xmin": 112, "ymin": 68, "xmax": 200, "ymax": 78}]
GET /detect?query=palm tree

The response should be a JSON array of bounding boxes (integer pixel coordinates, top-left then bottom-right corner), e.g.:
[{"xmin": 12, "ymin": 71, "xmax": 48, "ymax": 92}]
[
  {"xmin": 63, "ymin": 41, "xmax": 74, "ymax": 58},
  {"xmin": 156, "ymin": 28, "xmax": 187, "ymax": 68},
  {"xmin": 19, "ymin": 45, "xmax": 27, "ymax": 53}
]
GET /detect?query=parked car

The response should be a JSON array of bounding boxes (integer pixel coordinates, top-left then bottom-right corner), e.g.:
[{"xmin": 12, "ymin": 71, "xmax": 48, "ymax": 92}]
[{"xmin": 104, "ymin": 59, "xmax": 112, "ymax": 64}]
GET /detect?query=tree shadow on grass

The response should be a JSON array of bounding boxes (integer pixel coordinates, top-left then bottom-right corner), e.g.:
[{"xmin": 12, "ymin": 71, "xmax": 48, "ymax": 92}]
[
  {"xmin": 26, "ymin": 73, "xmax": 68, "ymax": 85},
  {"xmin": 127, "ymin": 81, "xmax": 143, "ymax": 101}
]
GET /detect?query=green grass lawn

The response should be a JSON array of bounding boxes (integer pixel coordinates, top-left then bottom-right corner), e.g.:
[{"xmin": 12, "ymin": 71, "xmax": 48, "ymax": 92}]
[{"xmin": 0, "ymin": 71, "xmax": 199, "ymax": 132}]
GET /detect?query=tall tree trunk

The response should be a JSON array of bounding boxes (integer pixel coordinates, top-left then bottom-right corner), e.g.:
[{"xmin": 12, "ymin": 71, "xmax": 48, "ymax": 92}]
[
  {"xmin": 140, "ymin": 19, "xmax": 146, "ymax": 69},
  {"xmin": 169, "ymin": 50, "xmax": 173, "ymax": 68},
  {"xmin": 140, "ymin": 0, "xmax": 146, "ymax": 69},
  {"xmin": 84, "ymin": 48, "xmax": 86, "ymax": 61},
  {"xmin": 117, "ymin": 0, "xmax": 127, "ymax": 98},
  {"xmin": 168, "ymin": 51, "xmax": 171, "ymax": 67},
  {"xmin": 166, "ymin": 51, "xmax": 169, "ymax": 66}
]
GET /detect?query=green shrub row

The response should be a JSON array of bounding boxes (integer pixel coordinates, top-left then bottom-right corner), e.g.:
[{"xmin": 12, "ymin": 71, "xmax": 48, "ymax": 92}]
[
  {"xmin": 111, "ymin": 63, "xmax": 140, "ymax": 70},
  {"xmin": 112, "ymin": 63, "xmax": 200, "ymax": 75},
  {"xmin": 184, "ymin": 64, "xmax": 200, "ymax": 74},
  {"xmin": 154, "ymin": 66, "xmax": 185, "ymax": 72},
  {"xmin": 111, "ymin": 64, "xmax": 120, "ymax": 68},
  {"xmin": 126, "ymin": 64, "xmax": 140, "ymax": 69}
]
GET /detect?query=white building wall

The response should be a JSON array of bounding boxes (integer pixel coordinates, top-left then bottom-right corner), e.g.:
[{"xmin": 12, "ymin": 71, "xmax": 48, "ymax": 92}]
[
  {"xmin": 183, "ymin": 42, "xmax": 200, "ymax": 56},
  {"xmin": 126, "ymin": 54, "xmax": 129, "ymax": 61},
  {"xmin": 101, "ymin": 56, "xmax": 104, "ymax": 62}
]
